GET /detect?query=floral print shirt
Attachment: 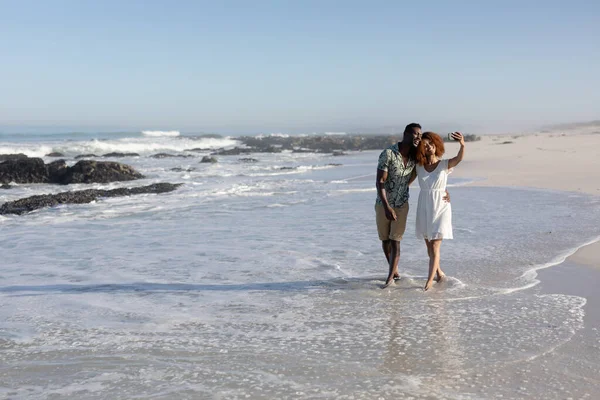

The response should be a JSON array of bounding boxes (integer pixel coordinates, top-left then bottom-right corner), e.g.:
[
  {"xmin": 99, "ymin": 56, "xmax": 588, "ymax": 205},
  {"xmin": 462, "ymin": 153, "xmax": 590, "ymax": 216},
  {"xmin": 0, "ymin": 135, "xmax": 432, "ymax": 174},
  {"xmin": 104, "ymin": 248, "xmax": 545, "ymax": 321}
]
[{"xmin": 375, "ymin": 143, "xmax": 415, "ymax": 208}]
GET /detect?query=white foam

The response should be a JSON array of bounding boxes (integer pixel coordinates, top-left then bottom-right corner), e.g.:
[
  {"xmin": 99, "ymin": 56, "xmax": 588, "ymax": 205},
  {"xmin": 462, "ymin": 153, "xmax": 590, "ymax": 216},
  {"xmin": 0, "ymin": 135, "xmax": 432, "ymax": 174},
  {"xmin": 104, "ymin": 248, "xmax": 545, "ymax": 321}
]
[
  {"xmin": 497, "ymin": 235, "xmax": 600, "ymax": 295},
  {"xmin": 141, "ymin": 130, "xmax": 181, "ymax": 137}
]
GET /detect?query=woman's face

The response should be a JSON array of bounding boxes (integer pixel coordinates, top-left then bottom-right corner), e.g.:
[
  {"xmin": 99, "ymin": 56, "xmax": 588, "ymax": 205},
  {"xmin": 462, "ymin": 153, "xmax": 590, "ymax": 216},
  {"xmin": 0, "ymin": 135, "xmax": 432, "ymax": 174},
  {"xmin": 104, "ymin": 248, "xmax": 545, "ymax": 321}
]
[{"xmin": 423, "ymin": 138, "xmax": 436, "ymax": 156}]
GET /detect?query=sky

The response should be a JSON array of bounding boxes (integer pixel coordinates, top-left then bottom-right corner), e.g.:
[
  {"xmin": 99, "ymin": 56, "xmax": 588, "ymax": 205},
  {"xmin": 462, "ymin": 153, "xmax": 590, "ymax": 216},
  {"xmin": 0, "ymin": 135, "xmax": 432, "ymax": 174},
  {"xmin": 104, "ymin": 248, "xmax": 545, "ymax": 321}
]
[{"xmin": 1, "ymin": 0, "xmax": 599, "ymax": 134}]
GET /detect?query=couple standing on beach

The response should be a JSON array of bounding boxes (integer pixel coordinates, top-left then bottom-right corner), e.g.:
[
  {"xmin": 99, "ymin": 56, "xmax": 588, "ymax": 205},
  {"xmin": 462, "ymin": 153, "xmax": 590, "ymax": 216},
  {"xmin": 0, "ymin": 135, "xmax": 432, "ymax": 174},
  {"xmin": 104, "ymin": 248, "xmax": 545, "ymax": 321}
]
[{"xmin": 375, "ymin": 123, "xmax": 466, "ymax": 290}]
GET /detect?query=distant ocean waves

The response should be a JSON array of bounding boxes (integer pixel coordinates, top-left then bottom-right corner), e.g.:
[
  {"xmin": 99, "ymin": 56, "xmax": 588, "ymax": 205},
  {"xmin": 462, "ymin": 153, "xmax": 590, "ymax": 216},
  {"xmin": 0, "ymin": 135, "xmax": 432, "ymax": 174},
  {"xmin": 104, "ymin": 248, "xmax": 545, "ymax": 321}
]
[
  {"xmin": 0, "ymin": 135, "xmax": 240, "ymax": 159},
  {"xmin": 141, "ymin": 130, "xmax": 181, "ymax": 137}
]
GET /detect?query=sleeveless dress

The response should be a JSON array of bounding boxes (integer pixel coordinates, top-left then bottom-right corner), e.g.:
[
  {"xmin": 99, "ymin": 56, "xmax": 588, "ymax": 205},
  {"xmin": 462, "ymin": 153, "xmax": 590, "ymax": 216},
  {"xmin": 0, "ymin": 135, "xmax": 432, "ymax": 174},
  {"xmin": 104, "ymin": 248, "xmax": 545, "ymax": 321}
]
[{"xmin": 415, "ymin": 159, "xmax": 453, "ymax": 240}]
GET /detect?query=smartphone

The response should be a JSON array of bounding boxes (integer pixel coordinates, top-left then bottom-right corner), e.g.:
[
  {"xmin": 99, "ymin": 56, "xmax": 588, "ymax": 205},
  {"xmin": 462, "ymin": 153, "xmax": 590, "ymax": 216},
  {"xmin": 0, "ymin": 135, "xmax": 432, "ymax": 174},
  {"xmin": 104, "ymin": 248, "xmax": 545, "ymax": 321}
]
[{"xmin": 447, "ymin": 132, "xmax": 458, "ymax": 141}]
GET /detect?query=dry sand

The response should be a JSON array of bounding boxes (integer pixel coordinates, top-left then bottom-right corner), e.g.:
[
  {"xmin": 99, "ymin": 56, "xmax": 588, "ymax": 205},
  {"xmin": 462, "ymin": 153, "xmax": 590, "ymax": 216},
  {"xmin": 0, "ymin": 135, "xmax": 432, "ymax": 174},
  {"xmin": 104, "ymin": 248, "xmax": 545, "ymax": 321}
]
[
  {"xmin": 449, "ymin": 129, "xmax": 600, "ymax": 268},
  {"xmin": 451, "ymin": 131, "xmax": 600, "ymax": 195}
]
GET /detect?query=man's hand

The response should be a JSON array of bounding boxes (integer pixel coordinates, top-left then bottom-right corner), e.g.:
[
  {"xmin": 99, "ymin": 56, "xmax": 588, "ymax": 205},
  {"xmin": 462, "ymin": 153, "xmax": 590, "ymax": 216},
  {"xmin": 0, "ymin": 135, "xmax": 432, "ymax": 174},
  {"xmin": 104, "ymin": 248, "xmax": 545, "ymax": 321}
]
[
  {"xmin": 443, "ymin": 190, "xmax": 451, "ymax": 203},
  {"xmin": 384, "ymin": 206, "xmax": 397, "ymax": 221}
]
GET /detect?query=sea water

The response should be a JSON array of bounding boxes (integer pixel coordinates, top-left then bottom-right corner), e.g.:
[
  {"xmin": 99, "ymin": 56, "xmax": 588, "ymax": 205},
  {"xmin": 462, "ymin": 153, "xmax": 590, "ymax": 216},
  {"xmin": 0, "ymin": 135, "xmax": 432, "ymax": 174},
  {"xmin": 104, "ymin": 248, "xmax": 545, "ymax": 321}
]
[{"xmin": 1, "ymin": 131, "xmax": 599, "ymax": 399}]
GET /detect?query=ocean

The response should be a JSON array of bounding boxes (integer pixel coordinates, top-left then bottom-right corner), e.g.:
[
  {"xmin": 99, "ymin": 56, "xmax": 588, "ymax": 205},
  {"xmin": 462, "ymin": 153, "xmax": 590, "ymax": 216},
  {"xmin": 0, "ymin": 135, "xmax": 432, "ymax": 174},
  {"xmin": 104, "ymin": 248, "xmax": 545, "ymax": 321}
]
[{"xmin": 1, "ymin": 131, "xmax": 599, "ymax": 399}]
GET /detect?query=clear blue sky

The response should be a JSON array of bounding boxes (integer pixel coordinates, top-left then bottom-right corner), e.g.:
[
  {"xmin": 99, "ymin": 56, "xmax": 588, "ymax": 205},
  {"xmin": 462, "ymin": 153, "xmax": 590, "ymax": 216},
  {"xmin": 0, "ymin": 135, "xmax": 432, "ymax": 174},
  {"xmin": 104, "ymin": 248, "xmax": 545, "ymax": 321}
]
[{"xmin": 1, "ymin": 0, "xmax": 598, "ymax": 134}]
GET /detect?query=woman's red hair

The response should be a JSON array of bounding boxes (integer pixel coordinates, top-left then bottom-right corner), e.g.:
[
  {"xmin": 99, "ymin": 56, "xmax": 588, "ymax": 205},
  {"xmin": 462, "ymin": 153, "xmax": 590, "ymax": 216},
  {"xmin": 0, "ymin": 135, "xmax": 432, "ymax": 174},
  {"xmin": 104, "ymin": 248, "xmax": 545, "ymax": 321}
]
[{"xmin": 415, "ymin": 132, "xmax": 445, "ymax": 165}]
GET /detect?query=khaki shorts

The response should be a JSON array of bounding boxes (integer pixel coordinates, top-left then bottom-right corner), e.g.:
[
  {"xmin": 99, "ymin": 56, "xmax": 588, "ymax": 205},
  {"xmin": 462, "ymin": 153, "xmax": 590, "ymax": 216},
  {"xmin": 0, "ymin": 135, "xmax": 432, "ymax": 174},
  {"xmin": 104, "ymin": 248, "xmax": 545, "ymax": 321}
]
[{"xmin": 375, "ymin": 202, "xmax": 409, "ymax": 241}]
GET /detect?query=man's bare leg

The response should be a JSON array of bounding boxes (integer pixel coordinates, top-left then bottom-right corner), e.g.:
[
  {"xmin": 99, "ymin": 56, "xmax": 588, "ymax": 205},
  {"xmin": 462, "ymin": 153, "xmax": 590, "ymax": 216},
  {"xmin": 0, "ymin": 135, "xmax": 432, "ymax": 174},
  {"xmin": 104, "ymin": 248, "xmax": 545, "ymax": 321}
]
[
  {"xmin": 383, "ymin": 240, "xmax": 400, "ymax": 288},
  {"xmin": 382, "ymin": 240, "xmax": 400, "ymax": 280}
]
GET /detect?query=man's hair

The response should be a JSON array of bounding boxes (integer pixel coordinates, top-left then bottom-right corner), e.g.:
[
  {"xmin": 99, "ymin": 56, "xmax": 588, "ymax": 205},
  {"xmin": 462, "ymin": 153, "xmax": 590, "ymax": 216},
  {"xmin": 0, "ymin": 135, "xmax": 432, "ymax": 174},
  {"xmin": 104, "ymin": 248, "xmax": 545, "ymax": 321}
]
[
  {"xmin": 403, "ymin": 123, "xmax": 422, "ymax": 136},
  {"xmin": 415, "ymin": 131, "xmax": 445, "ymax": 165}
]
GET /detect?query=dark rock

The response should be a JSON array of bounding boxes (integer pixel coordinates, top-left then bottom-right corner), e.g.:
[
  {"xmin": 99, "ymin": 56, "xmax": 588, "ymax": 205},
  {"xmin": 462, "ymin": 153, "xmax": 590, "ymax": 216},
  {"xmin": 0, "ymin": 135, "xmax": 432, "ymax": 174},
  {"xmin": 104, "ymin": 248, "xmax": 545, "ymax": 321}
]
[
  {"xmin": 102, "ymin": 152, "xmax": 140, "ymax": 158},
  {"xmin": 238, "ymin": 158, "xmax": 259, "ymax": 163},
  {"xmin": 45, "ymin": 152, "xmax": 65, "ymax": 157},
  {"xmin": 327, "ymin": 163, "xmax": 343, "ymax": 167},
  {"xmin": 46, "ymin": 160, "xmax": 68, "ymax": 182},
  {"xmin": 0, "ymin": 157, "xmax": 49, "ymax": 184},
  {"xmin": 239, "ymin": 135, "xmax": 399, "ymax": 153},
  {"xmin": 279, "ymin": 166, "xmax": 297, "ymax": 170},
  {"xmin": 185, "ymin": 148, "xmax": 212, "ymax": 153},
  {"xmin": 151, "ymin": 153, "xmax": 194, "ymax": 159},
  {"xmin": 1, "ymin": 184, "xmax": 12, "ymax": 189},
  {"xmin": 0, "ymin": 156, "xmax": 144, "ymax": 185},
  {"xmin": 211, "ymin": 147, "xmax": 252, "ymax": 156},
  {"xmin": 0, "ymin": 183, "xmax": 183, "ymax": 215},
  {"xmin": 201, "ymin": 156, "xmax": 218, "ymax": 163},
  {"xmin": 0, "ymin": 154, "xmax": 29, "ymax": 162},
  {"xmin": 58, "ymin": 160, "xmax": 144, "ymax": 184},
  {"xmin": 332, "ymin": 151, "xmax": 348, "ymax": 156},
  {"xmin": 75, "ymin": 154, "xmax": 99, "ymax": 159},
  {"xmin": 171, "ymin": 167, "xmax": 196, "ymax": 172}
]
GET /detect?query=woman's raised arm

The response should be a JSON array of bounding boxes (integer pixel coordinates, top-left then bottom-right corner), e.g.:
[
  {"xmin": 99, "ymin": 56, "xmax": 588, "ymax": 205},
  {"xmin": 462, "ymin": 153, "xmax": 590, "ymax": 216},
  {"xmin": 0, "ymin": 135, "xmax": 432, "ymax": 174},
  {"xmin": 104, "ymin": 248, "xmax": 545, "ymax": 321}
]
[{"xmin": 448, "ymin": 132, "xmax": 465, "ymax": 169}]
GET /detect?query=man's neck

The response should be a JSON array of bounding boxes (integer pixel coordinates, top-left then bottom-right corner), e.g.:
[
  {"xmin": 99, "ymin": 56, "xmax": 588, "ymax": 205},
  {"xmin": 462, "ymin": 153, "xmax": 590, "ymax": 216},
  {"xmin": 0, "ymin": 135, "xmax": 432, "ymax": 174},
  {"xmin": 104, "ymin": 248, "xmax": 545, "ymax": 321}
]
[{"xmin": 398, "ymin": 141, "xmax": 411, "ymax": 157}]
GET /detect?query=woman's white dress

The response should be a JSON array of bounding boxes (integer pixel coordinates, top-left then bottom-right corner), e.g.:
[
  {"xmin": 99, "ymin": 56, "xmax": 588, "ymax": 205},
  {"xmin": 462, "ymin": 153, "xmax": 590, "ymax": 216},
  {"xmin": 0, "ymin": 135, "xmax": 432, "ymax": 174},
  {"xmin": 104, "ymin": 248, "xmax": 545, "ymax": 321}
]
[{"xmin": 416, "ymin": 159, "xmax": 453, "ymax": 240}]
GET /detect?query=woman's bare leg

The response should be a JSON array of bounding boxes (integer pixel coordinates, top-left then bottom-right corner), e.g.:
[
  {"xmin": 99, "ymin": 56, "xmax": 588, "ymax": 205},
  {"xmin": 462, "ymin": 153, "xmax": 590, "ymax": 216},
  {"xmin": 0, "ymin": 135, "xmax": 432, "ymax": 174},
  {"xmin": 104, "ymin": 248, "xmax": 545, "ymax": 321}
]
[
  {"xmin": 425, "ymin": 239, "xmax": 446, "ymax": 282},
  {"xmin": 424, "ymin": 239, "xmax": 442, "ymax": 291}
]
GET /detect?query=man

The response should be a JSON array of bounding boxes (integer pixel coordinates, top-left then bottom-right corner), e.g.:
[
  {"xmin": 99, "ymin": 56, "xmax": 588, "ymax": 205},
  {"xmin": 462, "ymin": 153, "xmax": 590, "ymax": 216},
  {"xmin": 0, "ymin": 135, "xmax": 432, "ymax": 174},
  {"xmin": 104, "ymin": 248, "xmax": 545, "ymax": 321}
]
[
  {"xmin": 375, "ymin": 123, "xmax": 422, "ymax": 288},
  {"xmin": 376, "ymin": 123, "xmax": 450, "ymax": 288}
]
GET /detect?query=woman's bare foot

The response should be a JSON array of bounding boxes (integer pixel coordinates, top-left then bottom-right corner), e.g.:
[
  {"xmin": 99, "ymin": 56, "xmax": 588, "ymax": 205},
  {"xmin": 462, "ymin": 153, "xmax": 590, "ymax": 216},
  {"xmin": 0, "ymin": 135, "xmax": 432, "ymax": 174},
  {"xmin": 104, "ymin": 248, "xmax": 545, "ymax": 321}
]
[
  {"xmin": 434, "ymin": 272, "xmax": 447, "ymax": 282},
  {"xmin": 423, "ymin": 279, "xmax": 434, "ymax": 291},
  {"xmin": 393, "ymin": 274, "xmax": 401, "ymax": 281}
]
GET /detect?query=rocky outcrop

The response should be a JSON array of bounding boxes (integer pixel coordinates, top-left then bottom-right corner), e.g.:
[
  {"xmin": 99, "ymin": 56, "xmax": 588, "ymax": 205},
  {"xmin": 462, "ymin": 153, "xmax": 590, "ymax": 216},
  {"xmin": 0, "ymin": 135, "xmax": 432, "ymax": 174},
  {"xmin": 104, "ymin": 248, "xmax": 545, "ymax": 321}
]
[
  {"xmin": 200, "ymin": 156, "xmax": 218, "ymax": 163},
  {"xmin": 102, "ymin": 152, "xmax": 140, "ymax": 158},
  {"xmin": 75, "ymin": 154, "xmax": 99, "ymax": 159},
  {"xmin": 0, "ymin": 156, "xmax": 144, "ymax": 185},
  {"xmin": 45, "ymin": 152, "xmax": 65, "ymax": 157},
  {"xmin": 0, "ymin": 157, "xmax": 50, "ymax": 184},
  {"xmin": 211, "ymin": 147, "xmax": 253, "ymax": 156},
  {"xmin": 239, "ymin": 135, "xmax": 398, "ymax": 153},
  {"xmin": 238, "ymin": 158, "xmax": 259, "ymax": 163},
  {"xmin": 151, "ymin": 153, "xmax": 194, "ymax": 158},
  {"xmin": 171, "ymin": 167, "xmax": 196, "ymax": 172},
  {"xmin": 0, "ymin": 154, "xmax": 30, "ymax": 162},
  {"xmin": 56, "ymin": 160, "xmax": 144, "ymax": 184},
  {"xmin": 46, "ymin": 160, "xmax": 69, "ymax": 182},
  {"xmin": 0, "ymin": 183, "xmax": 183, "ymax": 215}
]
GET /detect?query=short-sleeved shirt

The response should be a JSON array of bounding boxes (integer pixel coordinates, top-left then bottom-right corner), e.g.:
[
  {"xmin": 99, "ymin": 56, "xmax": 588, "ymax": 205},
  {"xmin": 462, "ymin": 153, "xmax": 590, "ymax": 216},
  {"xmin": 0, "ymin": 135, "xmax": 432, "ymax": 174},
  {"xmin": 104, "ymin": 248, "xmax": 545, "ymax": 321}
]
[{"xmin": 375, "ymin": 143, "xmax": 415, "ymax": 208}]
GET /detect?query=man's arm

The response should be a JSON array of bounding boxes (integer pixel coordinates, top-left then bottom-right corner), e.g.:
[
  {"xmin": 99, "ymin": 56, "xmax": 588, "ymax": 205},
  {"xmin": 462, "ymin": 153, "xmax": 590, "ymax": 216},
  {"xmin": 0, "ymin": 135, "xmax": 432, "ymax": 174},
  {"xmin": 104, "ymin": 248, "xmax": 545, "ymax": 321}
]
[{"xmin": 376, "ymin": 168, "xmax": 397, "ymax": 221}]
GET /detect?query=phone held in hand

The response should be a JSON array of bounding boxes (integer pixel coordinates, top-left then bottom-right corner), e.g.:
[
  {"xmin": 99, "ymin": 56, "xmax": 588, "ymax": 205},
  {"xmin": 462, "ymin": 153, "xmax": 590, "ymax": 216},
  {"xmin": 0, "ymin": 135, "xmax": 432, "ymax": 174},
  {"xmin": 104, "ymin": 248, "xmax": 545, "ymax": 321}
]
[{"xmin": 447, "ymin": 132, "xmax": 458, "ymax": 141}]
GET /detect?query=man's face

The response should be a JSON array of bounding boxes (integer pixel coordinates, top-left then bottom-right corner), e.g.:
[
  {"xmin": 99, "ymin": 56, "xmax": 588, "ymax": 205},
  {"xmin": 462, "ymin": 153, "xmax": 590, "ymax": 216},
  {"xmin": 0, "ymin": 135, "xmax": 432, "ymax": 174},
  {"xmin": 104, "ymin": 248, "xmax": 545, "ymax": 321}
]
[{"xmin": 408, "ymin": 128, "xmax": 422, "ymax": 147}]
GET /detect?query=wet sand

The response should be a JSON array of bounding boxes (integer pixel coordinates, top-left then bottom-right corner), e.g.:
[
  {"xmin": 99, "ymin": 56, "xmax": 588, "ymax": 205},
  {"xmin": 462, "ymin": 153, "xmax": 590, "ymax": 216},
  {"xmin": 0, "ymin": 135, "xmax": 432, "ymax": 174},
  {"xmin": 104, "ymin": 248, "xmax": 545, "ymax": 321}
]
[{"xmin": 450, "ymin": 128, "xmax": 600, "ymax": 397}]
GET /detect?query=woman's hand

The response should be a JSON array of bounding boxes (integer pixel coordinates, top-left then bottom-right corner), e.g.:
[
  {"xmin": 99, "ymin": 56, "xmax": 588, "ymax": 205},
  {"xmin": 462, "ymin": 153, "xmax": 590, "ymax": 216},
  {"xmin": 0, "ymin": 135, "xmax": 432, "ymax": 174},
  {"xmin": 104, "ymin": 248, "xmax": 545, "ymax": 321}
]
[{"xmin": 451, "ymin": 132, "xmax": 465, "ymax": 146}]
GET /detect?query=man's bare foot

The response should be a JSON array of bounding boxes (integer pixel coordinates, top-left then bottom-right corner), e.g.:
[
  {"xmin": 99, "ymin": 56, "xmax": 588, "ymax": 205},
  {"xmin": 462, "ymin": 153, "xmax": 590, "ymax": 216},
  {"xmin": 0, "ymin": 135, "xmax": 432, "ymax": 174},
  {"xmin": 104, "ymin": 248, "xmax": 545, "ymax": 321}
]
[
  {"xmin": 423, "ymin": 279, "xmax": 434, "ymax": 291},
  {"xmin": 382, "ymin": 278, "xmax": 396, "ymax": 289},
  {"xmin": 434, "ymin": 272, "xmax": 447, "ymax": 282}
]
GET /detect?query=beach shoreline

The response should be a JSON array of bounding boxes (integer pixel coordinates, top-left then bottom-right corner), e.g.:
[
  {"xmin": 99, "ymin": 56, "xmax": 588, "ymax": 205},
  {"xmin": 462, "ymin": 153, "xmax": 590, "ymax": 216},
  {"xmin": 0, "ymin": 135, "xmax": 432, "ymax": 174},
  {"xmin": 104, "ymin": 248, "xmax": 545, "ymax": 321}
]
[
  {"xmin": 450, "ymin": 129, "xmax": 600, "ymax": 395},
  {"xmin": 447, "ymin": 129, "xmax": 599, "ymax": 270}
]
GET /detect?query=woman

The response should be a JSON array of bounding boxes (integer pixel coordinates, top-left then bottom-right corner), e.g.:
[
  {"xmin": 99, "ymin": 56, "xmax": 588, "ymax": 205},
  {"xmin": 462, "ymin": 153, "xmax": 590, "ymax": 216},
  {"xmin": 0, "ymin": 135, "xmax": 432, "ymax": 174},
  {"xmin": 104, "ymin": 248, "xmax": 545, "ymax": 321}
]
[{"xmin": 415, "ymin": 131, "xmax": 465, "ymax": 290}]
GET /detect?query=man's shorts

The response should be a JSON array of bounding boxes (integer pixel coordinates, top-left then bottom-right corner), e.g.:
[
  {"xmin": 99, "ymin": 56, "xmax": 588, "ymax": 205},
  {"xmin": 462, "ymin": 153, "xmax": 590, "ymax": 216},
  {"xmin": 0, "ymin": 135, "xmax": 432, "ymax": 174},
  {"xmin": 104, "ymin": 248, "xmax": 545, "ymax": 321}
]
[{"xmin": 375, "ymin": 202, "xmax": 409, "ymax": 241}]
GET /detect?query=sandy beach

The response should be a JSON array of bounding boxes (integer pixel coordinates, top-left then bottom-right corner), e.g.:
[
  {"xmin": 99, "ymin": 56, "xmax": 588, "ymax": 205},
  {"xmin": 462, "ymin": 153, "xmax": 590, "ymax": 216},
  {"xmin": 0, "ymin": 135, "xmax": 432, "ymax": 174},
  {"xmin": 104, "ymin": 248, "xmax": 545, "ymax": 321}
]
[
  {"xmin": 450, "ymin": 128, "xmax": 600, "ymax": 268},
  {"xmin": 446, "ymin": 128, "xmax": 600, "ymax": 397}
]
